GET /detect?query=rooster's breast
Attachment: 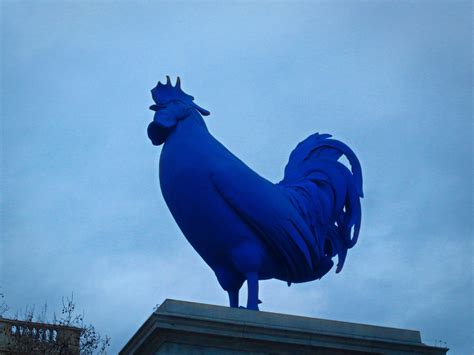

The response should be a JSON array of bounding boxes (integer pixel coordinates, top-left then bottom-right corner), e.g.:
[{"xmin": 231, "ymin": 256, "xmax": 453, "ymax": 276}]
[{"xmin": 158, "ymin": 131, "xmax": 265, "ymax": 270}]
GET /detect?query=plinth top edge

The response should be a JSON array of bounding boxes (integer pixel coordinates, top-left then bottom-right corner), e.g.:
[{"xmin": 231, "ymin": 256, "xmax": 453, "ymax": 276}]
[{"xmin": 156, "ymin": 298, "xmax": 422, "ymax": 345}]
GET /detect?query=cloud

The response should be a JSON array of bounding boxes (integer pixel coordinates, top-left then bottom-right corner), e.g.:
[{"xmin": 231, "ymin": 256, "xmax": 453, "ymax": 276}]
[{"xmin": 1, "ymin": 1, "xmax": 471, "ymax": 353}]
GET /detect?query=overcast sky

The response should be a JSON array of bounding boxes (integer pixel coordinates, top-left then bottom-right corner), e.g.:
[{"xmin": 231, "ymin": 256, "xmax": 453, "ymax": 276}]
[{"xmin": 1, "ymin": 1, "xmax": 472, "ymax": 353}]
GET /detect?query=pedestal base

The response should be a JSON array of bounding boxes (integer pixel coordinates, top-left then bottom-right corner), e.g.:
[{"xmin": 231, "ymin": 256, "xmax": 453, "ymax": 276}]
[{"xmin": 120, "ymin": 299, "xmax": 447, "ymax": 354}]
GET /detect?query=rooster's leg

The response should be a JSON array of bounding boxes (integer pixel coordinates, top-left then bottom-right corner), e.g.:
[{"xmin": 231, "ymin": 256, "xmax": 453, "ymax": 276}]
[
  {"xmin": 228, "ymin": 290, "xmax": 239, "ymax": 308},
  {"xmin": 215, "ymin": 269, "xmax": 244, "ymax": 308},
  {"xmin": 246, "ymin": 272, "xmax": 259, "ymax": 310}
]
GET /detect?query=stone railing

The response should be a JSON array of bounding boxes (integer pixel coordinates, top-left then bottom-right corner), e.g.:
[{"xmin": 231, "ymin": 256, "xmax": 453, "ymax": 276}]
[{"xmin": 0, "ymin": 317, "xmax": 80, "ymax": 354}]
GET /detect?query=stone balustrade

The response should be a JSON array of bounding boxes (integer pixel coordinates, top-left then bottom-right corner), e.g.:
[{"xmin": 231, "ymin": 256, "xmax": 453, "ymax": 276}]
[{"xmin": 0, "ymin": 317, "xmax": 80, "ymax": 354}]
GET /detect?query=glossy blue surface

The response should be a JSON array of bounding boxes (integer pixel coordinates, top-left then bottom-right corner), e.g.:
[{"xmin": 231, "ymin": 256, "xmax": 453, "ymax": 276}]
[{"xmin": 148, "ymin": 77, "xmax": 363, "ymax": 310}]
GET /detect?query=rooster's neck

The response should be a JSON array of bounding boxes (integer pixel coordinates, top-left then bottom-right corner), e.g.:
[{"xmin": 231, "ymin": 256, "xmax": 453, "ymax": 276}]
[{"xmin": 174, "ymin": 110, "xmax": 209, "ymax": 137}]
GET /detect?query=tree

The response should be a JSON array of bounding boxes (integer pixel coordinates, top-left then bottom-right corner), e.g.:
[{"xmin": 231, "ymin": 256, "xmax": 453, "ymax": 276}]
[
  {"xmin": 0, "ymin": 293, "xmax": 110, "ymax": 354},
  {"xmin": 0, "ymin": 290, "xmax": 8, "ymax": 316}
]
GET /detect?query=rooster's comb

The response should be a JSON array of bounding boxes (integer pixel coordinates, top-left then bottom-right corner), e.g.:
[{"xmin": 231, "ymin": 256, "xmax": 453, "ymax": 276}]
[{"xmin": 151, "ymin": 76, "xmax": 210, "ymax": 116}]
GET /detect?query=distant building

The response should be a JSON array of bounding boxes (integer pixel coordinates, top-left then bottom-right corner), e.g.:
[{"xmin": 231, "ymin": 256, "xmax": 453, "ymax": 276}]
[
  {"xmin": 0, "ymin": 317, "xmax": 80, "ymax": 355},
  {"xmin": 121, "ymin": 299, "xmax": 448, "ymax": 355}
]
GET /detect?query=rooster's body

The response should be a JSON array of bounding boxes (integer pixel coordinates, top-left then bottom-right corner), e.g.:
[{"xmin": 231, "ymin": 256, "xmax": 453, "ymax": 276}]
[{"xmin": 148, "ymin": 77, "xmax": 363, "ymax": 310}]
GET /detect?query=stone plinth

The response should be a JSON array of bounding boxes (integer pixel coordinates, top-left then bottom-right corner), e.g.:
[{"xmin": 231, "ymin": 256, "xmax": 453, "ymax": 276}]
[{"xmin": 120, "ymin": 299, "xmax": 447, "ymax": 355}]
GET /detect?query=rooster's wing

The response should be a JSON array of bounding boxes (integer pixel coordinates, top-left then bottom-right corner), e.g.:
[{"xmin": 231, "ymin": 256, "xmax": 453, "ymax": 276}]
[{"xmin": 210, "ymin": 163, "xmax": 323, "ymax": 282}]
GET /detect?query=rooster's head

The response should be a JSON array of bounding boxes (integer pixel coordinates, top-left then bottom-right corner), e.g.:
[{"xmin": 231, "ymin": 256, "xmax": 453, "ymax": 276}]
[{"xmin": 147, "ymin": 76, "xmax": 209, "ymax": 146}]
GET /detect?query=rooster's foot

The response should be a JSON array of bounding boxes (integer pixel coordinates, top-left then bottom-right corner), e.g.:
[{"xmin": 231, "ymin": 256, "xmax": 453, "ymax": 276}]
[{"xmin": 246, "ymin": 272, "xmax": 260, "ymax": 311}]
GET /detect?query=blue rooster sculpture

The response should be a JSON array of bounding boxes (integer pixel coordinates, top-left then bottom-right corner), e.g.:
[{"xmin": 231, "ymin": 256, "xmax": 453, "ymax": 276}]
[{"xmin": 148, "ymin": 76, "xmax": 363, "ymax": 310}]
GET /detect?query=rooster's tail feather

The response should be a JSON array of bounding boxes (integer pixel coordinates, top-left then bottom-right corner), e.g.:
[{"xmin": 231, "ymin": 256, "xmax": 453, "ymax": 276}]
[{"xmin": 279, "ymin": 133, "xmax": 363, "ymax": 274}]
